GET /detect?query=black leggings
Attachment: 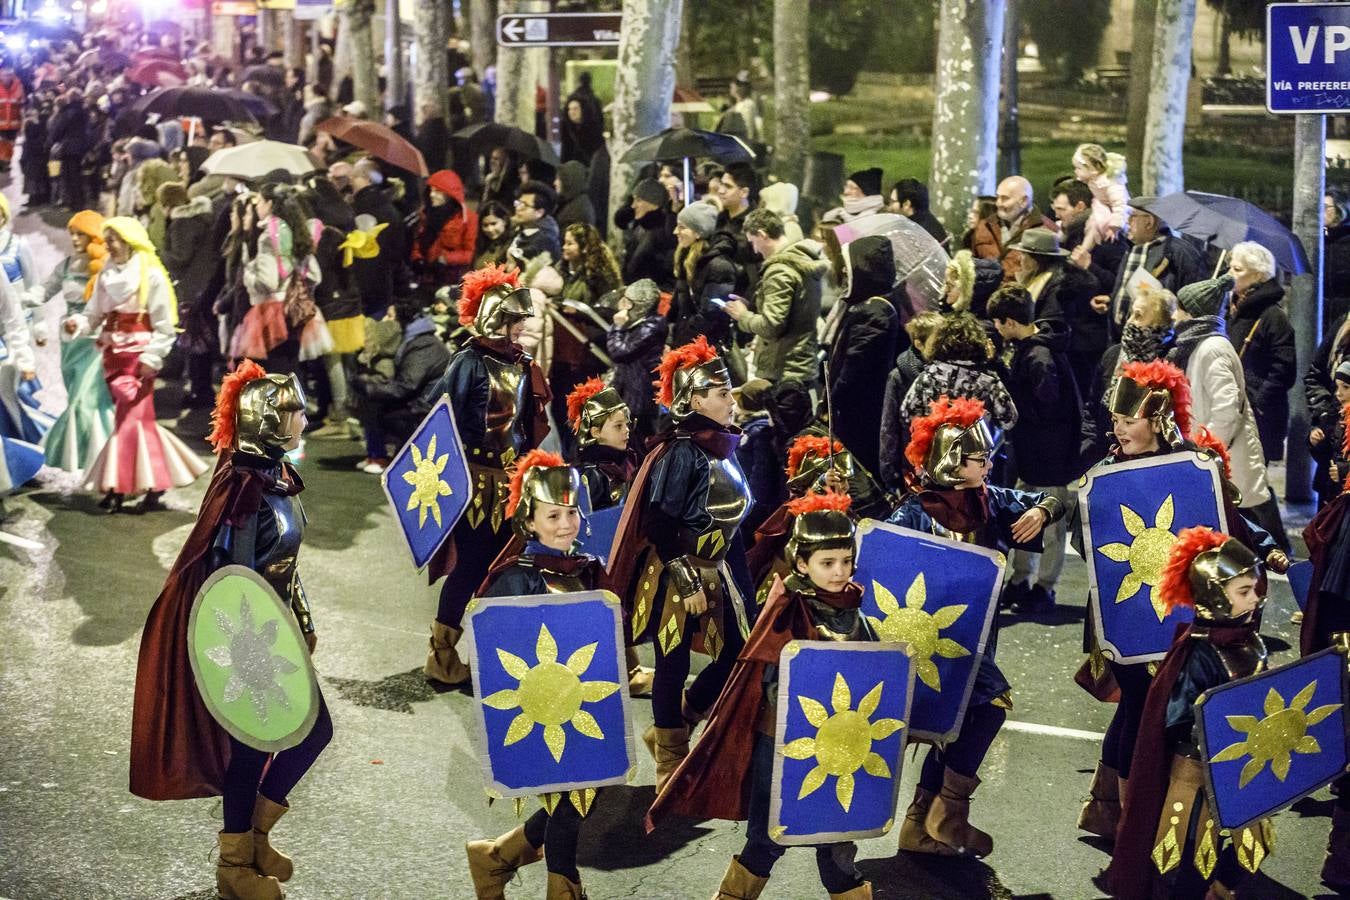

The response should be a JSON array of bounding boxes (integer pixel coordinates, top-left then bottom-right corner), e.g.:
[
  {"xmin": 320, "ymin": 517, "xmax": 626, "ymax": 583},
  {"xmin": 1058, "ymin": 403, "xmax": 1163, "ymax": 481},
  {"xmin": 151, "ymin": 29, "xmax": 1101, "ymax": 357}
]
[
  {"xmin": 222, "ymin": 694, "xmax": 333, "ymax": 833},
  {"xmin": 522, "ymin": 793, "xmax": 589, "ymax": 883},
  {"xmin": 1101, "ymin": 661, "xmax": 1152, "ymax": 779},
  {"xmin": 650, "ymin": 607, "xmax": 744, "ymax": 728},
  {"xmin": 435, "ymin": 519, "xmax": 513, "ymax": 628},
  {"xmin": 917, "ymin": 700, "xmax": 1007, "ymax": 791}
]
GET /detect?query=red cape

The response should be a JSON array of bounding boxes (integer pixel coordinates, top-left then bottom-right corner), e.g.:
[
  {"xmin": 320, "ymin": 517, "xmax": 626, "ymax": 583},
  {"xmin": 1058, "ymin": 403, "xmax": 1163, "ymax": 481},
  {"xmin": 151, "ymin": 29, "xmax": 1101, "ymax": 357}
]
[
  {"xmin": 1302, "ymin": 491, "xmax": 1350, "ymax": 656},
  {"xmin": 745, "ymin": 502, "xmax": 792, "ymax": 589},
  {"xmin": 645, "ymin": 576, "xmax": 816, "ymax": 831},
  {"xmin": 128, "ymin": 453, "xmax": 303, "ymax": 800}
]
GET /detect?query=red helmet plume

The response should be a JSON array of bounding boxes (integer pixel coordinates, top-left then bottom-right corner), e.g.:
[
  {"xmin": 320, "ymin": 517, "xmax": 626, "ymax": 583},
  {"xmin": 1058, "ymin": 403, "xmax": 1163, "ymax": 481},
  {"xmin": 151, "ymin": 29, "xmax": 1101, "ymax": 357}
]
[
  {"xmin": 787, "ymin": 490, "xmax": 853, "ymax": 516},
  {"xmin": 505, "ymin": 449, "xmax": 567, "ymax": 518},
  {"xmin": 458, "ymin": 264, "xmax": 520, "ymax": 327},
  {"xmin": 1341, "ymin": 402, "xmax": 1350, "ymax": 459},
  {"xmin": 1159, "ymin": 526, "xmax": 1228, "ymax": 614},
  {"xmin": 654, "ymin": 335, "xmax": 719, "ymax": 408},
  {"xmin": 905, "ymin": 396, "xmax": 987, "ymax": 471},
  {"xmin": 1120, "ymin": 359, "xmax": 1192, "ymax": 437},
  {"xmin": 1190, "ymin": 425, "xmax": 1232, "ymax": 480},
  {"xmin": 566, "ymin": 377, "xmax": 608, "ymax": 430},
  {"xmin": 786, "ymin": 434, "xmax": 843, "ymax": 478},
  {"xmin": 207, "ymin": 358, "xmax": 268, "ymax": 453}
]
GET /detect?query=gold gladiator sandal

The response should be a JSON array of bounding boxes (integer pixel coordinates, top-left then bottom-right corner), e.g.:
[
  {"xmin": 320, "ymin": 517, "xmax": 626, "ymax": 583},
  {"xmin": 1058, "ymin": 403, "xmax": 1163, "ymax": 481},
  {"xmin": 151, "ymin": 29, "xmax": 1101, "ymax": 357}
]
[
  {"xmin": 465, "ymin": 825, "xmax": 544, "ymax": 900},
  {"xmin": 897, "ymin": 785, "xmax": 957, "ymax": 855},
  {"xmin": 925, "ymin": 769, "xmax": 994, "ymax": 857},
  {"xmin": 1076, "ymin": 762, "xmax": 1121, "ymax": 839},
  {"xmin": 425, "ymin": 621, "xmax": 471, "ymax": 686},
  {"xmin": 545, "ymin": 872, "xmax": 587, "ymax": 899},
  {"xmin": 250, "ymin": 795, "xmax": 293, "ymax": 881},
  {"xmin": 711, "ymin": 855, "xmax": 769, "ymax": 899},
  {"xmin": 216, "ymin": 831, "xmax": 284, "ymax": 900}
]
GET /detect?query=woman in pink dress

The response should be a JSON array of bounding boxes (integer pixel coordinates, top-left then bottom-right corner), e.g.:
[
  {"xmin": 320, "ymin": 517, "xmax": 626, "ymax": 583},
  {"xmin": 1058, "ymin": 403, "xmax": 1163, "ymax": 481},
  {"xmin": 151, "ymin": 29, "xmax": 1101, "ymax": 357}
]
[{"xmin": 64, "ymin": 217, "xmax": 207, "ymax": 513}]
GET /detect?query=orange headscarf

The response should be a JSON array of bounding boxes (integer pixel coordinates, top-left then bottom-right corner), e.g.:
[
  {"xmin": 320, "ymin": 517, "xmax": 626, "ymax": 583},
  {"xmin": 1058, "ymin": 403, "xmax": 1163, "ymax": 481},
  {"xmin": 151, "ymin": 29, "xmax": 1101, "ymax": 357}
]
[{"xmin": 68, "ymin": 210, "xmax": 107, "ymax": 301}]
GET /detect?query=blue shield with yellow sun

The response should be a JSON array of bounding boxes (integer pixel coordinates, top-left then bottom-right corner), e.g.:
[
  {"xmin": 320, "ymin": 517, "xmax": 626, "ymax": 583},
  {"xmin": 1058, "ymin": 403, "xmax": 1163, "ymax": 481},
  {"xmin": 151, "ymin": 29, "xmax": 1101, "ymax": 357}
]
[
  {"xmin": 1080, "ymin": 451, "xmax": 1227, "ymax": 664},
  {"xmin": 463, "ymin": 590, "xmax": 636, "ymax": 798},
  {"xmin": 1197, "ymin": 647, "xmax": 1349, "ymax": 831},
  {"xmin": 769, "ymin": 641, "xmax": 914, "ymax": 845},
  {"xmin": 381, "ymin": 397, "xmax": 473, "ymax": 570},
  {"xmin": 855, "ymin": 520, "xmax": 1005, "ymax": 742}
]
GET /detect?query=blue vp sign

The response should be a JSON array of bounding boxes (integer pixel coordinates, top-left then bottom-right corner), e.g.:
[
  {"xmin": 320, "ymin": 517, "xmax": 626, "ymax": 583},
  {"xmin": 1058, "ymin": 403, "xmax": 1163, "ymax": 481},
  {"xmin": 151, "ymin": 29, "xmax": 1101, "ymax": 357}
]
[{"xmin": 1268, "ymin": 3, "xmax": 1350, "ymax": 113}]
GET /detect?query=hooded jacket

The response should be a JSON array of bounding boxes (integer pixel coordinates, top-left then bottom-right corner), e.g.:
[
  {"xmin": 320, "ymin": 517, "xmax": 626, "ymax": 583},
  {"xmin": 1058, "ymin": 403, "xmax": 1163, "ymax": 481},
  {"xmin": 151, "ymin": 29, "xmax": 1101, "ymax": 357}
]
[
  {"xmin": 1227, "ymin": 277, "xmax": 1296, "ymax": 459},
  {"xmin": 162, "ymin": 195, "xmax": 216, "ymax": 310},
  {"xmin": 352, "ymin": 182, "xmax": 408, "ymax": 316},
  {"xmin": 828, "ymin": 235, "xmax": 900, "ymax": 476},
  {"xmin": 555, "ymin": 160, "xmax": 596, "ymax": 230},
  {"xmin": 412, "ymin": 170, "xmax": 478, "ymax": 284},
  {"xmin": 670, "ymin": 230, "xmax": 739, "ymax": 348},
  {"xmin": 508, "ymin": 213, "xmax": 561, "ymax": 266},
  {"xmin": 1004, "ymin": 318, "xmax": 1083, "ymax": 485},
  {"xmin": 359, "ymin": 314, "xmax": 451, "ymax": 419},
  {"xmin": 621, "ymin": 206, "xmax": 676, "ymax": 290},
  {"xmin": 739, "ymin": 238, "xmax": 828, "ymax": 384}
]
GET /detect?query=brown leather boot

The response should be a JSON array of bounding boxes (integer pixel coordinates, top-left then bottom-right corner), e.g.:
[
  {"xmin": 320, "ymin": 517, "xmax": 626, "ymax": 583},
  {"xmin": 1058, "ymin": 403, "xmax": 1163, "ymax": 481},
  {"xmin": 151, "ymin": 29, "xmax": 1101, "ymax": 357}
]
[
  {"xmin": 650, "ymin": 725, "xmax": 690, "ymax": 794},
  {"xmin": 626, "ymin": 646, "xmax": 653, "ymax": 697},
  {"xmin": 251, "ymin": 795, "xmax": 293, "ymax": 881},
  {"xmin": 829, "ymin": 883, "xmax": 873, "ymax": 899},
  {"xmin": 425, "ymin": 621, "xmax": 471, "ymax": 686},
  {"xmin": 545, "ymin": 872, "xmax": 587, "ymax": 898},
  {"xmin": 896, "ymin": 786, "xmax": 957, "ymax": 855},
  {"xmin": 711, "ymin": 855, "xmax": 769, "ymax": 899},
  {"xmin": 1323, "ymin": 806, "xmax": 1350, "ymax": 890},
  {"xmin": 1076, "ymin": 762, "xmax": 1120, "ymax": 839},
  {"xmin": 925, "ymin": 769, "xmax": 994, "ymax": 857},
  {"xmin": 465, "ymin": 825, "xmax": 543, "ymax": 900},
  {"xmin": 216, "ymin": 831, "xmax": 284, "ymax": 900}
]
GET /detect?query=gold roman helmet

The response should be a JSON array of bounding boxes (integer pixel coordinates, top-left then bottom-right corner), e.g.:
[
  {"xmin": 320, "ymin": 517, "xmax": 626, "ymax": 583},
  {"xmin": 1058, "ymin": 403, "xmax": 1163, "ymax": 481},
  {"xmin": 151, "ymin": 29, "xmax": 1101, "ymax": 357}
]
[
  {"xmin": 785, "ymin": 434, "xmax": 854, "ymax": 494},
  {"xmin": 507, "ymin": 450, "xmax": 583, "ymax": 540},
  {"xmin": 236, "ymin": 373, "xmax": 307, "ymax": 456},
  {"xmin": 1187, "ymin": 537, "xmax": 1262, "ymax": 624},
  {"xmin": 925, "ymin": 419, "xmax": 996, "ymax": 488},
  {"xmin": 1107, "ymin": 360, "xmax": 1191, "ymax": 449},
  {"xmin": 658, "ymin": 335, "xmax": 731, "ymax": 423},
  {"xmin": 459, "ymin": 264, "xmax": 535, "ymax": 339},
  {"xmin": 567, "ymin": 378, "xmax": 630, "ymax": 450},
  {"xmin": 784, "ymin": 492, "xmax": 856, "ymax": 566}
]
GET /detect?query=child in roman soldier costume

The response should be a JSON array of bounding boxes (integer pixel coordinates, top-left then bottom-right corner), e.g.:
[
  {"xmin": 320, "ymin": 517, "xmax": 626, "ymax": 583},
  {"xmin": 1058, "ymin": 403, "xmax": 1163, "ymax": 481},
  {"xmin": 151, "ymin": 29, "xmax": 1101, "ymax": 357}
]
[
  {"xmin": 1300, "ymin": 398, "xmax": 1350, "ymax": 891},
  {"xmin": 1074, "ymin": 361, "xmax": 1285, "ymax": 845},
  {"xmin": 424, "ymin": 264, "xmax": 550, "ymax": 687},
  {"xmin": 566, "ymin": 376, "xmax": 654, "ymax": 696},
  {"xmin": 888, "ymin": 395, "xmax": 1063, "ymax": 857},
  {"xmin": 129, "ymin": 360, "xmax": 332, "ymax": 900},
  {"xmin": 1108, "ymin": 527, "xmax": 1269, "ymax": 900},
  {"xmin": 465, "ymin": 450, "xmax": 601, "ymax": 900},
  {"xmin": 607, "ymin": 336, "xmax": 754, "ymax": 792},
  {"xmin": 648, "ymin": 492, "xmax": 874, "ymax": 899}
]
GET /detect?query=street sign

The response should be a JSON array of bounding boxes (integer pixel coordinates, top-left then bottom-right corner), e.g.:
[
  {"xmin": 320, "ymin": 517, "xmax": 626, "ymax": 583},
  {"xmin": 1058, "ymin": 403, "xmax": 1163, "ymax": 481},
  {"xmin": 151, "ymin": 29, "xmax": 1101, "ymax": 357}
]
[
  {"xmin": 1267, "ymin": 3, "xmax": 1350, "ymax": 113},
  {"xmin": 496, "ymin": 12, "xmax": 622, "ymax": 48}
]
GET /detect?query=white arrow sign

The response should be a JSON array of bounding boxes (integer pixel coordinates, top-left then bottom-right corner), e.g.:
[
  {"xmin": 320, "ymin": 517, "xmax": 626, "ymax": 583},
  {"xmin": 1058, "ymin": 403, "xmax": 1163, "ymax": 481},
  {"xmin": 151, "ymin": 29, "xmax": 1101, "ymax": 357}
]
[{"xmin": 501, "ymin": 17, "xmax": 524, "ymax": 42}]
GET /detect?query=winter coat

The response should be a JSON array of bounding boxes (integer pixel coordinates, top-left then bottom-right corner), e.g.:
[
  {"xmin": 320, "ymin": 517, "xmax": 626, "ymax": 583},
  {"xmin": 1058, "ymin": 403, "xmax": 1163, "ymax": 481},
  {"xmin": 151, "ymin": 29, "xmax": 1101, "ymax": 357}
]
[
  {"xmin": 415, "ymin": 115, "xmax": 451, "ymax": 172},
  {"xmin": 999, "ymin": 205, "xmax": 1056, "ymax": 278},
  {"xmin": 879, "ymin": 347, "xmax": 927, "ymax": 490},
  {"xmin": 412, "ymin": 170, "xmax": 478, "ymax": 286},
  {"xmin": 359, "ymin": 316, "xmax": 450, "ymax": 419},
  {"xmin": 1324, "ymin": 223, "xmax": 1350, "ymax": 325},
  {"xmin": 508, "ymin": 215, "xmax": 561, "ymax": 266},
  {"xmin": 1227, "ymin": 278, "xmax": 1296, "ymax": 460},
  {"xmin": 1004, "ymin": 319, "xmax": 1082, "ymax": 486},
  {"xmin": 828, "ymin": 235, "xmax": 901, "ymax": 477},
  {"xmin": 161, "ymin": 196, "xmax": 216, "ymax": 311},
  {"xmin": 606, "ymin": 313, "xmax": 667, "ymax": 429},
  {"xmin": 901, "ymin": 359, "xmax": 1019, "ymax": 431},
  {"xmin": 312, "ymin": 222, "xmax": 361, "ymax": 322},
  {"xmin": 739, "ymin": 239, "xmax": 828, "ymax": 385},
  {"xmin": 555, "ymin": 160, "xmax": 596, "ymax": 230},
  {"xmin": 1169, "ymin": 319, "xmax": 1271, "ymax": 508},
  {"xmin": 737, "ymin": 414, "xmax": 786, "ymax": 539},
  {"xmin": 1060, "ymin": 214, "xmax": 1130, "ymax": 296},
  {"xmin": 965, "ymin": 217, "xmax": 1001, "ymax": 261},
  {"xmin": 46, "ymin": 102, "xmax": 90, "ymax": 160},
  {"xmin": 1106, "ymin": 232, "xmax": 1206, "ymax": 338},
  {"xmin": 908, "ymin": 209, "xmax": 950, "ymax": 249},
  {"xmin": 1304, "ymin": 313, "xmax": 1350, "ymax": 432},
  {"xmin": 352, "ymin": 183, "xmax": 408, "ymax": 316},
  {"xmin": 297, "ymin": 98, "xmax": 332, "ymax": 147},
  {"xmin": 0, "ymin": 76, "xmax": 23, "ymax": 132},
  {"xmin": 670, "ymin": 231, "xmax": 739, "ymax": 348},
  {"xmin": 621, "ymin": 206, "xmax": 676, "ymax": 290}
]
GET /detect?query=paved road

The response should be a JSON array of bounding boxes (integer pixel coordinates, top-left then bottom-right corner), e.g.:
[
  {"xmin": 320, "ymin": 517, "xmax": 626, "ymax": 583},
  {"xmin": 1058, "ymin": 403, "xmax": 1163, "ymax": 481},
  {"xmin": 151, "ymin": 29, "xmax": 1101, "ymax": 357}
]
[{"xmin": 0, "ymin": 183, "xmax": 1337, "ymax": 899}]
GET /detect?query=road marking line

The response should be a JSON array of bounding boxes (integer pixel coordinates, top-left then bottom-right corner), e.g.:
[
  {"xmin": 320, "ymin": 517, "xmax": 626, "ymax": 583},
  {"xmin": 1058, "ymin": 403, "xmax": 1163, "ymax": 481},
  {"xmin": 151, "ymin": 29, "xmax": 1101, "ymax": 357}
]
[
  {"xmin": 1003, "ymin": 720, "xmax": 1105, "ymax": 741},
  {"xmin": 0, "ymin": 530, "xmax": 43, "ymax": 552}
]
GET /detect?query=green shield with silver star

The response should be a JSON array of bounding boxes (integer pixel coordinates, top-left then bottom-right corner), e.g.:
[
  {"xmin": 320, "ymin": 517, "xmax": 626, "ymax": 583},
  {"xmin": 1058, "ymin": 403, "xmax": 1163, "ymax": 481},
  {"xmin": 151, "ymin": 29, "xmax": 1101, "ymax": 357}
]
[{"xmin": 188, "ymin": 565, "xmax": 319, "ymax": 752}]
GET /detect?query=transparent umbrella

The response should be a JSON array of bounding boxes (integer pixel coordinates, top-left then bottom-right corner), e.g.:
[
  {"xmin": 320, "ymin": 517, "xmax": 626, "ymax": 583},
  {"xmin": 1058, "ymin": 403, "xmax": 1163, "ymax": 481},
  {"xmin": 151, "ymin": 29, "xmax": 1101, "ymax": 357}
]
[{"xmin": 831, "ymin": 213, "xmax": 950, "ymax": 312}]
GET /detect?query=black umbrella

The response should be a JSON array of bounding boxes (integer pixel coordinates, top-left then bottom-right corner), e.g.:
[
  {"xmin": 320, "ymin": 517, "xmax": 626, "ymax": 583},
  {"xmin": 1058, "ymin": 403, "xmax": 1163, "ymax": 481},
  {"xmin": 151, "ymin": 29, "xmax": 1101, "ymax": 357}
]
[
  {"xmin": 217, "ymin": 88, "xmax": 279, "ymax": 119},
  {"xmin": 128, "ymin": 86, "xmax": 259, "ymax": 124},
  {"xmin": 453, "ymin": 122, "xmax": 560, "ymax": 167},
  {"xmin": 617, "ymin": 127, "xmax": 753, "ymax": 165},
  {"xmin": 1145, "ymin": 191, "xmax": 1310, "ymax": 276}
]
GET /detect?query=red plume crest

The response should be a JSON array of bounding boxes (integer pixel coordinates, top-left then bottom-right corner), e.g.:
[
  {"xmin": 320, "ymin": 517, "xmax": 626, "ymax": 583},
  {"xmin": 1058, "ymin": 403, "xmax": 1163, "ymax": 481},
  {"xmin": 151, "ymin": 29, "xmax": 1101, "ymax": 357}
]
[
  {"xmin": 566, "ymin": 377, "xmax": 608, "ymax": 430},
  {"xmin": 207, "ymin": 358, "xmax": 268, "ymax": 453},
  {"xmin": 458, "ymin": 264, "xmax": 520, "ymax": 327},
  {"xmin": 654, "ymin": 335, "xmax": 719, "ymax": 408},
  {"xmin": 505, "ymin": 449, "xmax": 567, "ymax": 518},
  {"xmin": 787, "ymin": 490, "xmax": 853, "ymax": 516},
  {"xmin": 905, "ymin": 395, "xmax": 987, "ymax": 471},
  {"xmin": 1119, "ymin": 359, "xmax": 1192, "ymax": 437},
  {"xmin": 1159, "ymin": 526, "xmax": 1228, "ymax": 614}
]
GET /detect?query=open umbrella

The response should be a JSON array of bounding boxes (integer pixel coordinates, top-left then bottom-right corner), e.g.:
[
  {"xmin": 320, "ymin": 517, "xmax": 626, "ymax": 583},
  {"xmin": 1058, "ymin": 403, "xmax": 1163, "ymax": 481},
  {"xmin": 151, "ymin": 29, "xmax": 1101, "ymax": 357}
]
[
  {"xmin": 126, "ymin": 58, "xmax": 188, "ymax": 89},
  {"xmin": 831, "ymin": 213, "xmax": 950, "ymax": 312},
  {"xmin": 216, "ymin": 88, "xmax": 279, "ymax": 119},
  {"xmin": 453, "ymin": 121, "xmax": 560, "ymax": 167},
  {"xmin": 317, "ymin": 116, "xmax": 428, "ymax": 176},
  {"xmin": 201, "ymin": 141, "xmax": 318, "ymax": 181},
  {"xmin": 619, "ymin": 127, "xmax": 754, "ymax": 204},
  {"xmin": 130, "ymin": 47, "xmax": 182, "ymax": 66},
  {"xmin": 1145, "ymin": 191, "xmax": 1310, "ymax": 276},
  {"xmin": 128, "ymin": 86, "xmax": 258, "ymax": 124}
]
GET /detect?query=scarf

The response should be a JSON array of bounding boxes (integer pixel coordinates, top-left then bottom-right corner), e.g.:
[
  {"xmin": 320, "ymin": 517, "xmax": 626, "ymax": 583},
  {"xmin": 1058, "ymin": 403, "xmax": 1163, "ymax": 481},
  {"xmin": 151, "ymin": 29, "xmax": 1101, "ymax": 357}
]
[
  {"xmin": 1119, "ymin": 322, "xmax": 1172, "ymax": 364},
  {"xmin": 668, "ymin": 413, "xmax": 742, "ymax": 459},
  {"xmin": 1168, "ymin": 315, "xmax": 1226, "ymax": 373}
]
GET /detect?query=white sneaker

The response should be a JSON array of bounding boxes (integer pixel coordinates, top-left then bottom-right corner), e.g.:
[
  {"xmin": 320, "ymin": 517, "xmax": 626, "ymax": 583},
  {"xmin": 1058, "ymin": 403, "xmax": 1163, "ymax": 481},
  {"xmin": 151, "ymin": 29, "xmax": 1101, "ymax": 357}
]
[{"xmin": 361, "ymin": 460, "xmax": 388, "ymax": 474}]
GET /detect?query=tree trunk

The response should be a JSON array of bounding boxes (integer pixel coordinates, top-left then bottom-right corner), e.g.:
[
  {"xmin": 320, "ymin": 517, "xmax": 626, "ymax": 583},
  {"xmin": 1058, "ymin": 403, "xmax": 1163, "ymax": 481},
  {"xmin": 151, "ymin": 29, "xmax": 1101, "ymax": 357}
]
[
  {"xmin": 495, "ymin": 0, "xmax": 545, "ymax": 131},
  {"xmin": 1141, "ymin": 0, "xmax": 1195, "ymax": 196},
  {"xmin": 929, "ymin": 0, "xmax": 1005, "ymax": 236},
  {"xmin": 674, "ymin": 1, "xmax": 694, "ymax": 89},
  {"xmin": 340, "ymin": 0, "xmax": 380, "ymax": 114},
  {"xmin": 1216, "ymin": 13, "xmax": 1232, "ymax": 76},
  {"xmin": 1287, "ymin": 109, "xmax": 1326, "ymax": 503},
  {"xmin": 283, "ymin": 11, "xmax": 304, "ymax": 70},
  {"xmin": 414, "ymin": 0, "xmax": 450, "ymax": 125},
  {"xmin": 385, "ymin": 0, "xmax": 406, "ymax": 111},
  {"xmin": 469, "ymin": 0, "xmax": 495, "ymax": 77},
  {"xmin": 608, "ymin": 0, "xmax": 682, "ymax": 243},
  {"xmin": 1125, "ymin": 0, "xmax": 1155, "ymax": 183},
  {"xmin": 334, "ymin": 8, "xmax": 353, "ymax": 87},
  {"xmin": 997, "ymin": 0, "xmax": 1020, "ymax": 179},
  {"xmin": 772, "ymin": 0, "xmax": 809, "ymax": 185}
]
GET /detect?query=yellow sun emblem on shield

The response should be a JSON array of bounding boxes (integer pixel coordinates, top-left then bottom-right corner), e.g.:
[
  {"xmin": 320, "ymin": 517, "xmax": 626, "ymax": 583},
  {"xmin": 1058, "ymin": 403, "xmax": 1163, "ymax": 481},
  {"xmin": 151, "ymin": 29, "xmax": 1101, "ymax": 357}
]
[
  {"xmin": 1096, "ymin": 495, "xmax": 1176, "ymax": 621},
  {"xmin": 482, "ymin": 624, "xmax": 621, "ymax": 763},
  {"xmin": 1209, "ymin": 680, "xmax": 1342, "ymax": 787},
  {"xmin": 865, "ymin": 574, "xmax": 969, "ymax": 691},
  {"xmin": 402, "ymin": 434, "xmax": 453, "ymax": 528},
  {"xmin": 781, "ymin": 672, "xmax": 904, "ymax": 812}
]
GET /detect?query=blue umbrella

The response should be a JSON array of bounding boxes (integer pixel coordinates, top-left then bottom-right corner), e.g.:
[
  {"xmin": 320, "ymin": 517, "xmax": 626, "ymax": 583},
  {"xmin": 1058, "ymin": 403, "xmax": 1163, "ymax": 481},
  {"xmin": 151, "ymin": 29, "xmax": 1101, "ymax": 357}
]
[{"xmin": 1146, "ymin": 191, "xmax": 1310, "ymax": 276}]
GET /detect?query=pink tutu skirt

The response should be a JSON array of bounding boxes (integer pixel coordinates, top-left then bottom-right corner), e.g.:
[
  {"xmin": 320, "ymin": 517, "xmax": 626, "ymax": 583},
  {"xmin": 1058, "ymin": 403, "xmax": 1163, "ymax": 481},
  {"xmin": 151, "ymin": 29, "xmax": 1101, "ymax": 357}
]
[
  {"xmin": 229, "ymin": 300, "xmax": 288, "ymax": 361},
  {"xmin": 298, "ymin": 308, "xmax": 334, "ymax": 362}
]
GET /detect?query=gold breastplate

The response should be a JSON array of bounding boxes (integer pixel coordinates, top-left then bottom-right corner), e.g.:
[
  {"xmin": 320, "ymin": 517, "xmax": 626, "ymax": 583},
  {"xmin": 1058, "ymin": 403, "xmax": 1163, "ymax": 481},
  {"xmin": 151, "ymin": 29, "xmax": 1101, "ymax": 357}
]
[
  {"xmin": 706, "ymin": 454, "xmax": 750, "ymax": 533},
  {"xmin": 540, "ymin": 568, "xmax": 589, "ymax": 594},
  {"xmin": 481, "ymin": 352, "xmax": 527, "ymax": 453},
  {"xmin": 1209, "ymin": 632, "xmax": 1268, "ymax": 679}
]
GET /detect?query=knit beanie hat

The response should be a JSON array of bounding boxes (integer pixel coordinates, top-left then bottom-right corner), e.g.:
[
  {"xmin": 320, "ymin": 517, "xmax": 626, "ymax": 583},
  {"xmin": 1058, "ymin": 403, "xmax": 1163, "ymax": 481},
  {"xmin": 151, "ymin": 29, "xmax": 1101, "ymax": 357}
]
[
  {"xmin": 847, "ymin": 167, "xmax": 883, "ymax": 197},
  {"xmin": 127, "ymin": 137, "xmax": 162, "ymax": 163},
  {"xmin": 632, "ymin": 177, "xmax": 666, "ymax": 207},
  {"xmin": 677, "ymin": 201, "xmax": 719, "ymax": 238},
  {"xmin": 1336, "ymin": 360, "xmax": 1350, "ymax": 385},
  {"xmin": 1177, "ymin": 274, "xmax": 1234, "ymax": 318}
]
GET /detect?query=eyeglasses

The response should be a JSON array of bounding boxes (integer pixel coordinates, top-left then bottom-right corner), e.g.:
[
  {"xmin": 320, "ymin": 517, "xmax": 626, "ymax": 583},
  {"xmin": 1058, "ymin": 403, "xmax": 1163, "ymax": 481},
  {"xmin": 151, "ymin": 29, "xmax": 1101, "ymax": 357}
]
[
  {"xmin": 962, "ymin": 454, "xmax": 992, "ymax": 466},
  {"xmin": 513, "ymin": 199, "xmax": 539, "ymax": 210}
]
